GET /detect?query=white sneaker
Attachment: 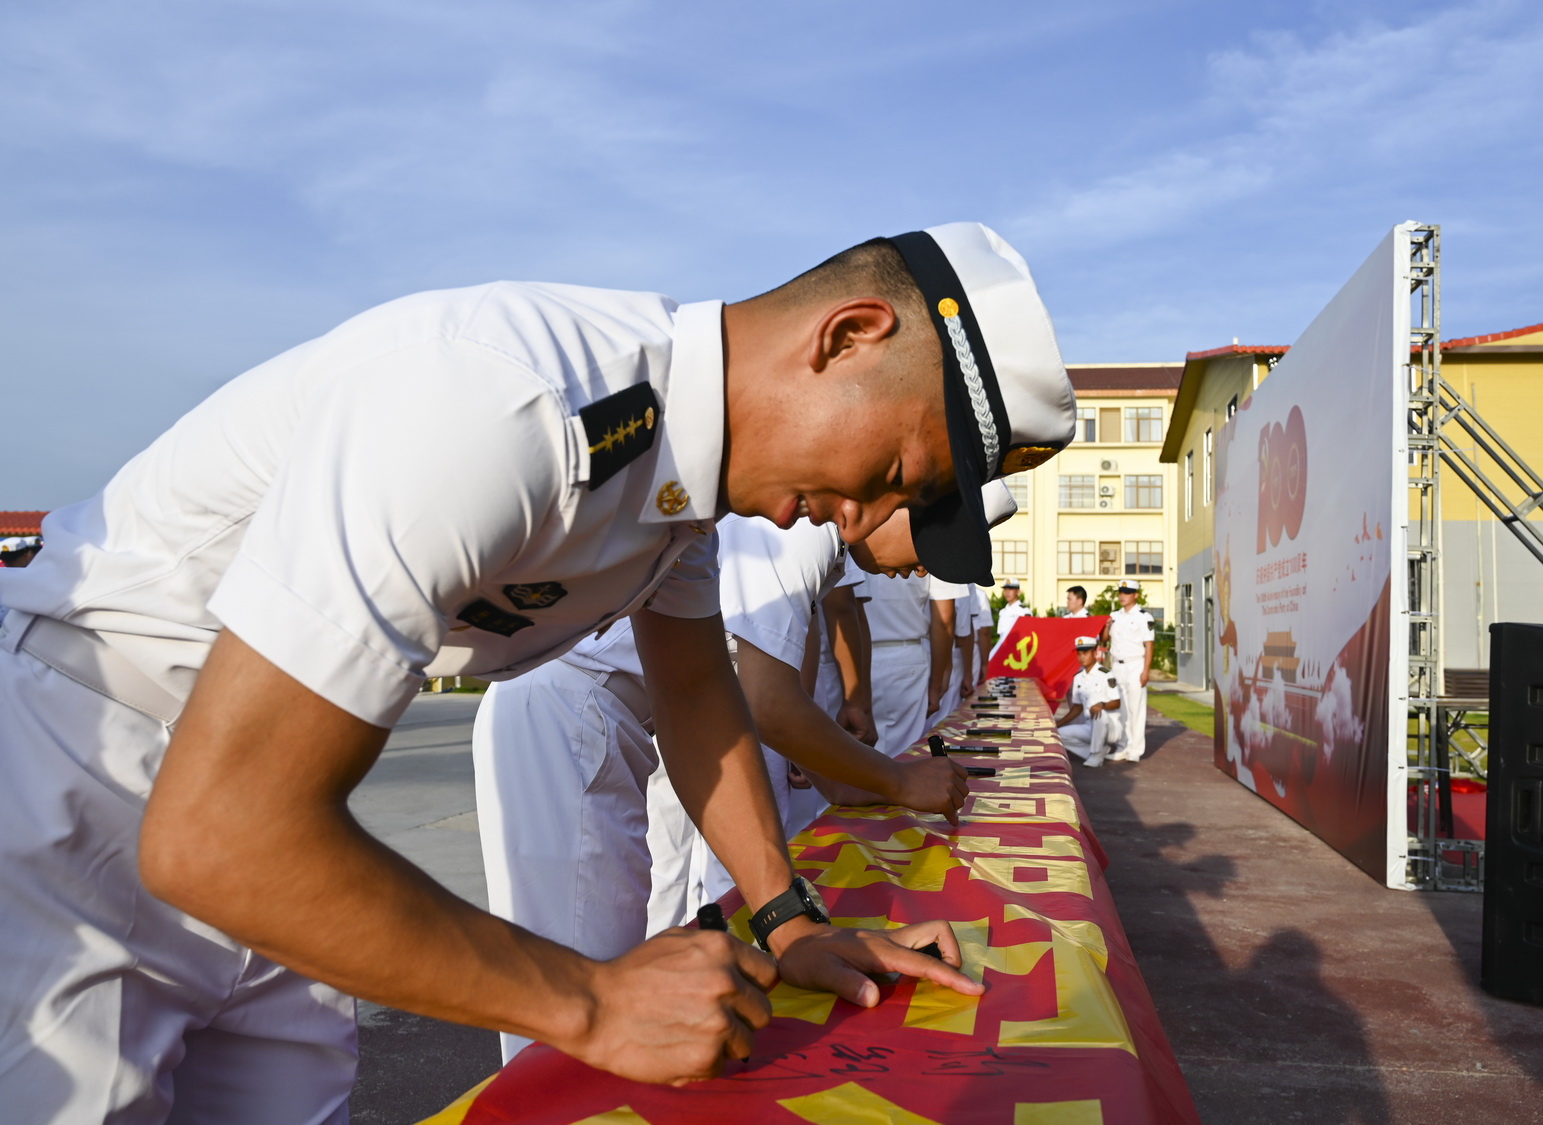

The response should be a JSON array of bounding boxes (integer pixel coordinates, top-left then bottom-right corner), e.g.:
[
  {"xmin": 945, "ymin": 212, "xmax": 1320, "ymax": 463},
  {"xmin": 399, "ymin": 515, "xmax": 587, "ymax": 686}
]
[
  {"xmin": 1108, "ymin": 749, "xmax": 1142, "ymax": 762},
  {"xmin": 1082, "ymin": 753, "xmax": 1105, "ymax": 769}
]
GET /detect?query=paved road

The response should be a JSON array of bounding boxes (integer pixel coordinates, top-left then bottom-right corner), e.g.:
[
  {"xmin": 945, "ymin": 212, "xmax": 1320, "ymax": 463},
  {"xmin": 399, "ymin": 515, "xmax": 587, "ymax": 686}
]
[{"xmin": 348, "ymin": 692, "xmax": 502, "ymax": 1124}]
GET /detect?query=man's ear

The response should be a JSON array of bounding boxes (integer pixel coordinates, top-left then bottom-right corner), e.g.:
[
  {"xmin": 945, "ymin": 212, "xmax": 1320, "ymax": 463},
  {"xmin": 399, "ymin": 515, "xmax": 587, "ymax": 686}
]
[{"xmin": 806, "ymin": 298, "xmax": 899, "ymax": 374}]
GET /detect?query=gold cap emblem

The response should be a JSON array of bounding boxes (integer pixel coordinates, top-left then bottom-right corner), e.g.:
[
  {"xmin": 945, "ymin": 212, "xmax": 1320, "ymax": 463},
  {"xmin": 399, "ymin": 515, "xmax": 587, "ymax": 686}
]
[
  {"xmin": 656, "ymin": 480, "xmax": 689, "ymax": 516},
  {"xmin": 937, "ymin": 297, "xmax": 959, "ymax": 319},
  {"xmin": 999, "ymin": 444, "xmax": 1059, "ymax": 474}
]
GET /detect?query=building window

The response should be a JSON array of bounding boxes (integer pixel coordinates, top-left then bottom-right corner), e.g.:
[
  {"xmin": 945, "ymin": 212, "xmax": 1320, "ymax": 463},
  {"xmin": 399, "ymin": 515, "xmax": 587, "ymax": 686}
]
[
  {"xmin": 1203, "ymin": 428, "xmax": 1214, "ymax": 505},
  {"xmin": 1124, "ymin": 474, "xmax": 1163, "ymax": 509},
  {"xmin": 1057, "ymin": 540, "xmax": 1095, "ymax": 575},
  {"xmin": 1124, "ymin": 406, "xmax": 1163, "ymax": 443},
  {"xmin": 1098, "ymin": 541, "xmax": 1122, "ymax": 576},
  {"xmin": 1178, "ymin": 584, "xmax": 1194, "ymax": 655},
  {"xmin": 1059, "ymin": 475, "xmax": 1095, "ymax": 508},
  {"xmin": 992, "ymin": 539, "xmax": 1027, "ymax": 577},
  {"xmin": 1076, "ymin": 407, "xmax": 1097, "ymax": 443},
  {"xmin": 1125, "ymin": 541, "xmax": 1163, "ymax": 576},
  {"xmin": 1099, "ymin": 407, "xmax": 1120, "ymax": 444},
  {"xmin": 1005, "ymin": 473, "xmax": 1030, "ymax": 508},
  {"xmin": 1184, "ymin": 451, "xmax": 1194, "ymax": 521},
  {"xmin": 1226, "ymin": 395, "xmax": 1238, "ymax": 419}
]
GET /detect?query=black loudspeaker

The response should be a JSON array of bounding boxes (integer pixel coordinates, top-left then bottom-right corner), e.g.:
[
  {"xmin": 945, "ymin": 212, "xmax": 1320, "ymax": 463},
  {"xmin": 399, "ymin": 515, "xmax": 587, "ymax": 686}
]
[{"xmin": 1481, "ymin": 622, "xmax": 1543, "ymax": 1005}]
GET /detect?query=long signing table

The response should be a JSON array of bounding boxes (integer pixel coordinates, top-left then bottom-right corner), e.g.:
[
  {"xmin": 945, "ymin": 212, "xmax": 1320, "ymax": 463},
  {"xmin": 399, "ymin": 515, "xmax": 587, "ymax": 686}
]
[{"xmin": 421, "ymin": 682, "xmax": 1200, "ymax": 1124}]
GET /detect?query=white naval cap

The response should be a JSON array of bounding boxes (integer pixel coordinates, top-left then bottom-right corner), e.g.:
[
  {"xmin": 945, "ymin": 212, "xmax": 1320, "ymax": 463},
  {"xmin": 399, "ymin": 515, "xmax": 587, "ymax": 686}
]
[
  {"xmin": 1117, "ymin": 578, "xmax": 1142, "ymax": 593},
  {"xmin": 0, "ymin": 537, "xmax": 28, "ymax": 552},
  {"xmin": 888, "ymin": 223, "xmax": 1076, "ymax": 585},
  {"xmin": 1074, "ymin": 635, "xmax": 1101, "ymax": 650}
]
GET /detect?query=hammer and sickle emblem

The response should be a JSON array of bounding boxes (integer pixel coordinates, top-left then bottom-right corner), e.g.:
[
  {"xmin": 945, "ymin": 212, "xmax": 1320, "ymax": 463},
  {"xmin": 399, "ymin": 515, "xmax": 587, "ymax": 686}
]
[
  {"xmin": 1002, "ymin": 631, "xmax": 1039, "ymax": 671},
  {"xmin": 655, "ymin": 480, "xmax": 689, "ymax": 516}
]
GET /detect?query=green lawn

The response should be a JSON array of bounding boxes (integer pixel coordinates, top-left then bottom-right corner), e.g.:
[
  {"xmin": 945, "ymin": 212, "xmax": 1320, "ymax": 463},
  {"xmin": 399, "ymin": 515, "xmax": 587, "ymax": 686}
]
[{"xmin": 1147, "ymin": 691, "xmax": 1215, "ymax": 736}]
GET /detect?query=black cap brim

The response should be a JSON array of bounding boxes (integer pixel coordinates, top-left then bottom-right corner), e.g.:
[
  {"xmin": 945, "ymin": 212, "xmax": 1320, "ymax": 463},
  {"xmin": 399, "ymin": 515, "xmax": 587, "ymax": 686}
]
[
  {"xmin": 911, "ymin": 373, "xmax": 994, "ymax": 585},
  {"xmin": 886, "ymin": 231, "xmax": 1009, "ymax": 587}
]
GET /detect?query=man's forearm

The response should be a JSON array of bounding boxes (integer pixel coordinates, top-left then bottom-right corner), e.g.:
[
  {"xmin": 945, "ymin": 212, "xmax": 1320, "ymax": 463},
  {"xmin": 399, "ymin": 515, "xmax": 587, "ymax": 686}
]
[
  {"xmin": 638, "ymin": 614, "xmax": 796, "ymax": 915},
  {"xmin": 929, "ymin": 609, "xmax": 954, "ymax": 695},
  {"xmin": 141, "ymin": 631, "xmax": 602, "ymax": 1047},
  {"xmin": 738, "ymin": 640, "xmax": 899, "ymax": 796}
]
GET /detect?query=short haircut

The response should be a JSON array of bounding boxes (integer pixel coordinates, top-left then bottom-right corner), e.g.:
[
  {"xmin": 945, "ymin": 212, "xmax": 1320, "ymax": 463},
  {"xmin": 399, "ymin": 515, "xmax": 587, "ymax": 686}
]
[
  {"xmin": 755, "ymin": 239, "xmax": 936, "ymax": 385},
  {"xmin": 1066, "ymin": 585, "xmax": 1087, "ymax": 603}
]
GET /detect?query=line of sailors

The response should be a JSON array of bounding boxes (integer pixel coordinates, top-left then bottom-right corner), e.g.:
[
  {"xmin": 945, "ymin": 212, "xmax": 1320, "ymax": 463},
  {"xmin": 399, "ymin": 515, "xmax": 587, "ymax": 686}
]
[{"xmin": 472, "ymin": 489, "xmax": 1153, "ymax": 1063}]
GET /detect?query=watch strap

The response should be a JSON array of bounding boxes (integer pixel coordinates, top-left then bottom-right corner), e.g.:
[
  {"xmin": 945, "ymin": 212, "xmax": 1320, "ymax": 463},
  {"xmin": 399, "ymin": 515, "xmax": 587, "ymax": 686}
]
[{"xmin": 749, "ymin": 878, "xmax": 828, "ymax": 951}]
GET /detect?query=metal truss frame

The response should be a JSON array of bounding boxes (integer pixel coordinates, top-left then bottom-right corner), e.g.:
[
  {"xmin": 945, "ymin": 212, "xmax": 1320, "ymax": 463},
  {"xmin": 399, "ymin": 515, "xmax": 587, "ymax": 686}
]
[{"xmin": 1402, "ymin": 226, "xmax": 1476, "ymax": 889}]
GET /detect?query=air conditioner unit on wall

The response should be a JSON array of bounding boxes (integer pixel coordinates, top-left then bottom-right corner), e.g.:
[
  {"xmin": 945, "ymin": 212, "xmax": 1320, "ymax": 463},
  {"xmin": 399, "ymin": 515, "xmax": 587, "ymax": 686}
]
[
  {"xmin": 1099, "ymin": 459, "xmax": 1118, "ymax": 472},
  {"xmin": 1099, "ymin": 485, "xmax": 1114, "ymax": 496},
  {"xmin": 1099, "ymin": 500, "xmax": 1110, "ymax": 509}
]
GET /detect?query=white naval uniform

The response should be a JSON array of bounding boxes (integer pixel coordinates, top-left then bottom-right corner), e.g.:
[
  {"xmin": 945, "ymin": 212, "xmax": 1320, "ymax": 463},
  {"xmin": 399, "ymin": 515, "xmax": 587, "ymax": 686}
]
[
  {"xmin": 990, "ymin": 598, "xmax": 1031, "ymax": 660},
  {"xmin": 473, "ymin": 513, "xmax": 851, "ymax": 1062},
  {"xmin": 0, "ymin": 284, "xmax": 728, "ymax": 1124},
  {"xmin": 1107, "ymin": 604, "xmax": 1157, "ymax": 760},
  {"xmin": 1059, "ymin": 665, "xmax": 1124, "ymax": 764},
  {"xmin": 861, "ymin": 573, "xmax": 934, "ymax": 758}
]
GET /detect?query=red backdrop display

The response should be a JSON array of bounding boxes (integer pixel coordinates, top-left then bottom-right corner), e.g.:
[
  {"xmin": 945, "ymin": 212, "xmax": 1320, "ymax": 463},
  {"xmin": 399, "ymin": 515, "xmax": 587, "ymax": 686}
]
[{"xmin": 419, "ymin": 687, "xmax": 1199, "ymax": 1125}]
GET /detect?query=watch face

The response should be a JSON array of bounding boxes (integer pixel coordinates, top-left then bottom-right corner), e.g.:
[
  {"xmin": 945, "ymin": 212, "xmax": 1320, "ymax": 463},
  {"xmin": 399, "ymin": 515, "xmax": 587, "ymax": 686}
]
[{"xmin": 794, "ymin": 877, "xmax": 829, "ymax": 922}]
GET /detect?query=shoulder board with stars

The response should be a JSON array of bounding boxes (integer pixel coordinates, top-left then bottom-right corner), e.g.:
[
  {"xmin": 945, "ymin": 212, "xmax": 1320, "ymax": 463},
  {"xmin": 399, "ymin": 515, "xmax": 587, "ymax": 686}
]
[{"xmin": 579, "ymin": 383, "xmax": 661, "ymax": 491}]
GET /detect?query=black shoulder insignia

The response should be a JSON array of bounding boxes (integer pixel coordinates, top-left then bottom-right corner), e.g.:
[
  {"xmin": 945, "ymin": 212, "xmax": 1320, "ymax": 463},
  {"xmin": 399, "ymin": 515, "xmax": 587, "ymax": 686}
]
[
  {"xmin": 580, "ymin": 383, "xmax": 660, "ymax": 491},
  {"xmin": 505, "ymin": 581, "xmax": 567, "ymax": 610},
  {"xmin": 457, "ymin": 599, "xmax": 535, "ymax": 637}
]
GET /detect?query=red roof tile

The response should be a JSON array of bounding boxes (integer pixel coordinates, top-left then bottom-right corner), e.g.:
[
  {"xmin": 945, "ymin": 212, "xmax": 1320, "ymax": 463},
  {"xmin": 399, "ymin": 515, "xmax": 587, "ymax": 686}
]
[
  {"xmin": 1067, "ymin": 364, "xmax": 1183, "ymax": 393},
  {"xmin": 1184, "ymin": 344, "xmax": 1290, "ymax": 361},
  {"xmin": 0, "ymin": 511, "xmax": 47, "ymax": 536},
  {"xmin": 1443, "ymin": 322, "xmax": 1543, "ymax": 349}
]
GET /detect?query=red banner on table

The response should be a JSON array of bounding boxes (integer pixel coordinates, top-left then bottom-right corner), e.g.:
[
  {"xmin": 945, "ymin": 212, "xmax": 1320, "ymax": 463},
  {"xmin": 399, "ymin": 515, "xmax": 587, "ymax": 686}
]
[
  {"xmin": 986, "ymin": 616, "xmax": 1109, "ymax": 706},
  {"xmin": 419, "ymin": 686, "xmax": 1198, "ymax": 1125}
]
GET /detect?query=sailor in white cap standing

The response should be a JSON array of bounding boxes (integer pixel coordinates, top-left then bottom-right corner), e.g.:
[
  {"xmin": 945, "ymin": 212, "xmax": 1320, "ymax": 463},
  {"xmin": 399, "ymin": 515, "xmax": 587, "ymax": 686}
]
[
  {"xmin": 0, "ymin": 222, "xmax": 1073, "ymax": 1120},
  {"xmin": 1057, "ymin": 635, "xmax": 1123, "ymax": 767},
  {"xmin": 1103, "ymin": 578, "xmax": 1156, "ymax": 762},
  {"xmin": 989, "ymin": 579, "xmax": 1029, "ymax": 660}
]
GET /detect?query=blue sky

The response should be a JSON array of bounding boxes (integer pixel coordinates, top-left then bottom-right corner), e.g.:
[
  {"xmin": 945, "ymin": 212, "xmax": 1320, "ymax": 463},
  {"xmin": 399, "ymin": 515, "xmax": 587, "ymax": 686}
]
[{"xmin": 4, "ymin": 0, "xmax": 1539, "ymax": 507}]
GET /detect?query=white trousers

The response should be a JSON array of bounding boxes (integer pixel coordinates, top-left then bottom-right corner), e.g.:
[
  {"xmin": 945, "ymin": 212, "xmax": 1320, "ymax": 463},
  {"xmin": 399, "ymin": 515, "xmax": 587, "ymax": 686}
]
[
  {"xmin": 1111, "ymin": 662, "xmax": 1148, "ymax": 759},
  {"xmin": 1060, "ymin": 708, "xmax": 1122, "ymax": 764},
  {"xmin": 472, "ymin": 664, "xmax": 660, "ymax": 1064},
  {"xmin": 870, "ymin": 641, "xmax": 930, "ymax": 758},
  {"xmin": 0, "ymin": 638, "xmax": 354, "ymax": 1125}
]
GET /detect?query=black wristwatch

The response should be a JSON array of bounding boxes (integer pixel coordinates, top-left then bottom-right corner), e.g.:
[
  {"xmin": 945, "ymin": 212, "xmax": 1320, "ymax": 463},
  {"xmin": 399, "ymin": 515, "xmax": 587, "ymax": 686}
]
[{"xmin": 749, "ymin": 876, "xmax": 830, "ymax": 951}]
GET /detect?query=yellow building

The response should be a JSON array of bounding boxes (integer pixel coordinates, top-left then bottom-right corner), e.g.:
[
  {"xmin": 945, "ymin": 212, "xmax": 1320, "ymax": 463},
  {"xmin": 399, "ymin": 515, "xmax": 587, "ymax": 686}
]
[
  {"xmin": 1427, "ymin": 321, "xmax": 1543, "ymax": 672},
  {"xmin": 1161, "ymin": 322, "xmax": 1543, "ymax": 690},
  {"xmin": 1159, "ymin": 344, "xmax": 1285, "ymax": 689},
  {"xmin": 989, "ymin": 363, "xmax": 1181, "ymax": 623}
]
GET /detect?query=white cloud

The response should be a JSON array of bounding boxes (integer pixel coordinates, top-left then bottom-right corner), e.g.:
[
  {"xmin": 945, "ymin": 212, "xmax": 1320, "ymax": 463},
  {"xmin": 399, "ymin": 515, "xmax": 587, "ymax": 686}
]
[{"xmin": 1012, "ymin": 0, "xmax": 1543, "ymax": 252}]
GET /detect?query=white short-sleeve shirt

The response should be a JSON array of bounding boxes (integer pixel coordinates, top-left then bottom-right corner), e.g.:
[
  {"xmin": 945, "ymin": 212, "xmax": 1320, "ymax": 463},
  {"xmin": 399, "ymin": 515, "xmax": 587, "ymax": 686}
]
[
  {"xmin": 718, "ymin": 516, "xmax": 847, "ymax": 670},
  {"xmin": 1, "ymin": 285, "xmax": 729, "ymax": 727},
  {"xmin": 1107, "ymin": 605, "xmax": 1157, "ymax": 663},
  {"xmin": 1067, "ymin": 664, "xmax": 1120, "ymax": 721},
  {"xmin": 861, "ymin": 573, "xmax": 931, "ymax": 644},
  {"xmin": 566, "ymin": 515, "xmax": 847, "ymax": 677}
]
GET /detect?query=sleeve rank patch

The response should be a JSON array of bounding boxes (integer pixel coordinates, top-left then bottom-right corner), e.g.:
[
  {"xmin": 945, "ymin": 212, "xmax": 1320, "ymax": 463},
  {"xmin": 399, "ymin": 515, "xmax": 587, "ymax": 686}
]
[
  {"xmin": 579, "ymin": 383, "xmax": 661, "ymax": 491},
  {"xmin": 457, "ymin": 599, "xmax": 535, "ymax": 637}
]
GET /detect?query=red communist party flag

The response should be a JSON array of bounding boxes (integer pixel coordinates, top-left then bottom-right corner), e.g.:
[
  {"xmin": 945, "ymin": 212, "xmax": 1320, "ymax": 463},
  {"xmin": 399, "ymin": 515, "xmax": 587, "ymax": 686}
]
[{"xmin": 986, "ymin": 615, "xmax": 1109, "ymax": 706}]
